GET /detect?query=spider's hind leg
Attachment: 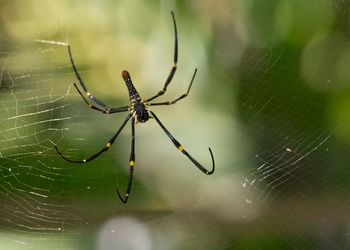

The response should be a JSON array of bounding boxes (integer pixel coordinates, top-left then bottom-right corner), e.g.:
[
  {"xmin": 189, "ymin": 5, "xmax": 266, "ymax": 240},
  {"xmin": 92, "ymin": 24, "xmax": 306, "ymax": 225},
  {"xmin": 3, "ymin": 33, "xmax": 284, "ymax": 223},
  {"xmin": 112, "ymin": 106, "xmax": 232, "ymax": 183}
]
[
  {"xmin": 116, "ymin": 116, "xmax": 136, "ymax": 203},
  {"xmin": 55, "ymin": 113, "xmax": 132, "ymax": 163},
  {"xmin": 150, "ymin": 111, "xmax": 215, "ymax": 175}
]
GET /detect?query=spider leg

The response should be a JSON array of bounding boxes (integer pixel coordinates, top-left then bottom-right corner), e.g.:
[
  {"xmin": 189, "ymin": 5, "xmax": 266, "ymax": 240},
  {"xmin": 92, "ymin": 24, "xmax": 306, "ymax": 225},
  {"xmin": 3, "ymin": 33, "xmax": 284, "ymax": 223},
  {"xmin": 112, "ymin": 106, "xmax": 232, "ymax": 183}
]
[
  {"xmin": 55, "ymin": 113, "xmax": 132, "ymax": 163},
  {"xmin": 146, "ymin": 11, "xmax": 178, "ymax": 102},
  {"xmin": 73, "ymin": 83, "xmax": 129, "ymax": 114},
  {"xmin": 149, "ymin": 69, "xmax": 197, "ymax": 106},
  {"xmin": 150, "ymin": 111, "xmax": 215, "ymax": 175},
  {"xmin": 68, "ymin": 45, "xmax": 128, "ymax": 113},
  {"xmin": 116, "ymin": 116, "xmax": 136, "ymax": 203}
]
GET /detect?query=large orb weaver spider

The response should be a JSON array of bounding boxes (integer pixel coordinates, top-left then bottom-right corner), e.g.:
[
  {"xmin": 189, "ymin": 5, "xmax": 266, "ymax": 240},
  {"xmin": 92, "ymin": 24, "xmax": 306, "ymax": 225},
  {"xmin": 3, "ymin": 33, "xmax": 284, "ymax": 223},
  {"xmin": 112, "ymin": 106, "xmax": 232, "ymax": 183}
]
[{"xmin": 55, "ymin": 11, "xmax": 215, "ymax": 203}]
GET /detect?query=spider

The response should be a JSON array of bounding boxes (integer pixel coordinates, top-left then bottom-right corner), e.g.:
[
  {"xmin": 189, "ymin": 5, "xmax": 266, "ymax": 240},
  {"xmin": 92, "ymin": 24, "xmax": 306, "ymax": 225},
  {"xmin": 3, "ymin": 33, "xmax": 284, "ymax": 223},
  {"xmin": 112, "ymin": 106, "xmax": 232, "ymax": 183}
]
[{"xmin": 55, "ymin": 11, "xmax": 215, "ymax": 203}]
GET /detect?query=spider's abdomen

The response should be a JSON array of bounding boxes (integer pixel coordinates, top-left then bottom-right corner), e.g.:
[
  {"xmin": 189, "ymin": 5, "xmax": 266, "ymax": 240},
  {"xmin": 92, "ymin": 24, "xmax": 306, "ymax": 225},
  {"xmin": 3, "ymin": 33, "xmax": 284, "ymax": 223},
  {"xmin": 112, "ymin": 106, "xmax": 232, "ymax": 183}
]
[
  {"xmin": 122, "ymin": 70, "xmax": 139, "ymax": 98},
  {"xmin": 135, "ymin": 103, "xmax": 149, "ymax": 123}
]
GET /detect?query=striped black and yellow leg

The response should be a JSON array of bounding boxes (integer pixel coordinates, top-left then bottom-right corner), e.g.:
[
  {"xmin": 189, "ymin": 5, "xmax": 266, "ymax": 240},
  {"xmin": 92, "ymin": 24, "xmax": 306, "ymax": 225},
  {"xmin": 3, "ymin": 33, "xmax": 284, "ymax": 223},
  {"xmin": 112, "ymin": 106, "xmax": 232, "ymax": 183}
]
[
  {"xmin": 150, "ymin": 111, "xmax": 215, "ymax": 175},
  {"xmin": 68, "ymin": 45, "xmax": 109, "ymax": 108},
  {"xmin": 68, "ymin": 45, "xmax": 129, "ymax": 113},
  {"xmin": 55, "ymin": 113, "xmax": 132, "ymax": 163},
  {"xmin": 146, "ymin": 11, "xmax": 178, "ymax": 102},
  {"xmin": 150, "ymin": 69, "xmax": 197, "ymax": 106},
  {"xmin": 73, "ymin": 83, "xmax": 129, "ymax": 114},
  {"xmin": 116, "ymin": 116, "xmax": 136, "ymax": 203}
]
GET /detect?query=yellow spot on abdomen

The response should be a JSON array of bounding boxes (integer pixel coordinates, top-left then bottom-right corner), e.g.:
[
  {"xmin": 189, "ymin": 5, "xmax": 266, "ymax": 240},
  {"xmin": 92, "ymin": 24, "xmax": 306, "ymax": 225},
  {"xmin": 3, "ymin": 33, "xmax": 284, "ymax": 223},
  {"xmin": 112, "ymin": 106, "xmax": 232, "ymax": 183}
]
[
  {"xmin": 178, "ymin": 145, "xmax": 184, "ymax": 151},
  {"xmin": 130, "ymin": 160, "xmax": 135, "ymax": 166},
  {"xmin": 106, "ymin": 143, "xmax": 112, "ymax": 148}
]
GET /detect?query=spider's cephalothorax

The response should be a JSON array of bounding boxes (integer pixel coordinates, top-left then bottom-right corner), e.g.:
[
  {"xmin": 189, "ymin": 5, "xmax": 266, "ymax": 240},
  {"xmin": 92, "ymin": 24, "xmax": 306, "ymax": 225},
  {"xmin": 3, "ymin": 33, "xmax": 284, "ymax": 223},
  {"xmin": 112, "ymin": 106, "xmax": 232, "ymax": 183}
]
[
  {"xmin": 122, "ymin": 70, "xmax": 150, "ymax": 123},
  {"xmin": 133, "ymin": 102, "xmax": 150, "ymax": 123},
  {"xmin": 55, "ymin": 11, "xmax": 215, "ymax": 204}
]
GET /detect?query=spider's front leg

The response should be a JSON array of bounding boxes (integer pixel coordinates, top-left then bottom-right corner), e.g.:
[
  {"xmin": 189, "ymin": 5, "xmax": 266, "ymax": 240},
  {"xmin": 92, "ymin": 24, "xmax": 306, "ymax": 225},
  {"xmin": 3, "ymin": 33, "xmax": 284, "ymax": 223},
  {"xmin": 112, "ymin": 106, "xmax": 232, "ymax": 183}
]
[
  {"xmin": 73, "ymin": 83, "xmax": 129, "ymax": 113},
  {"xmin": 146, "ymin": 11, "xmax": 178, "ymax": 102},
  {"xmin": 149, "ymin": 68, "xmax": 197, "ymax": 106},
  {"xmin": 68, "ymin": 45, "xmax": 129, "ymax": 114}
]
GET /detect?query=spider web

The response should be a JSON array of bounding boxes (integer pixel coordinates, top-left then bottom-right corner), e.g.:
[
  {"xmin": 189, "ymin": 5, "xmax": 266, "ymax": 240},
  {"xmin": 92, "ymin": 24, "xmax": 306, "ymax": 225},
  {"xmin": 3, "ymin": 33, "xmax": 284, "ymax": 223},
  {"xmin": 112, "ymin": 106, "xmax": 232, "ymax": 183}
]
[
  {"xmin": 1, "ymin": 1, "xmax": 350, "ymax": 250},
  {"xmin": 238, "ymin": 44, "xmax": 333, "ymax": 207},
  {"xmin": 0, "ymin": 41, "xmax": 84, "ymax": 248}
]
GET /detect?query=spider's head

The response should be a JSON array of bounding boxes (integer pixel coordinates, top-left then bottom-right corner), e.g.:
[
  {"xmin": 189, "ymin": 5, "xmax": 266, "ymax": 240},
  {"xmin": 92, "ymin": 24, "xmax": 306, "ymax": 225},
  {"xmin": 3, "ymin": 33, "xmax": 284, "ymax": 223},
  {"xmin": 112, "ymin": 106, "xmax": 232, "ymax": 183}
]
[{"xmin": 134, "ymin": 103, "xmax": 149, "ymax": 123}]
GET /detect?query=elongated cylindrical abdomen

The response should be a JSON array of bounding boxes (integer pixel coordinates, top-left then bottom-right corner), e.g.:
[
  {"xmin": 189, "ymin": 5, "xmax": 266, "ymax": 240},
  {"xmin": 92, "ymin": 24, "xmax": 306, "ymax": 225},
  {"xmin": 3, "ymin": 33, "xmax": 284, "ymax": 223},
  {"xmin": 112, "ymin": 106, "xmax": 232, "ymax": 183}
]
[{"xmin": 122, "ymin": 70, "xmax": 139, "ymax": 99}]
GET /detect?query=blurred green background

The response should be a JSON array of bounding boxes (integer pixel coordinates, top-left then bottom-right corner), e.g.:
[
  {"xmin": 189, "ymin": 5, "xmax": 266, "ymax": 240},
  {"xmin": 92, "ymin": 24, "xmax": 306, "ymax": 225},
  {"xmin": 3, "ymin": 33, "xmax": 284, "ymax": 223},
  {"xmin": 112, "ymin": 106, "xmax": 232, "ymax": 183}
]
[{"xmin": 1, "ymin": 0, "xmax": 350, "ymax": 249}]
